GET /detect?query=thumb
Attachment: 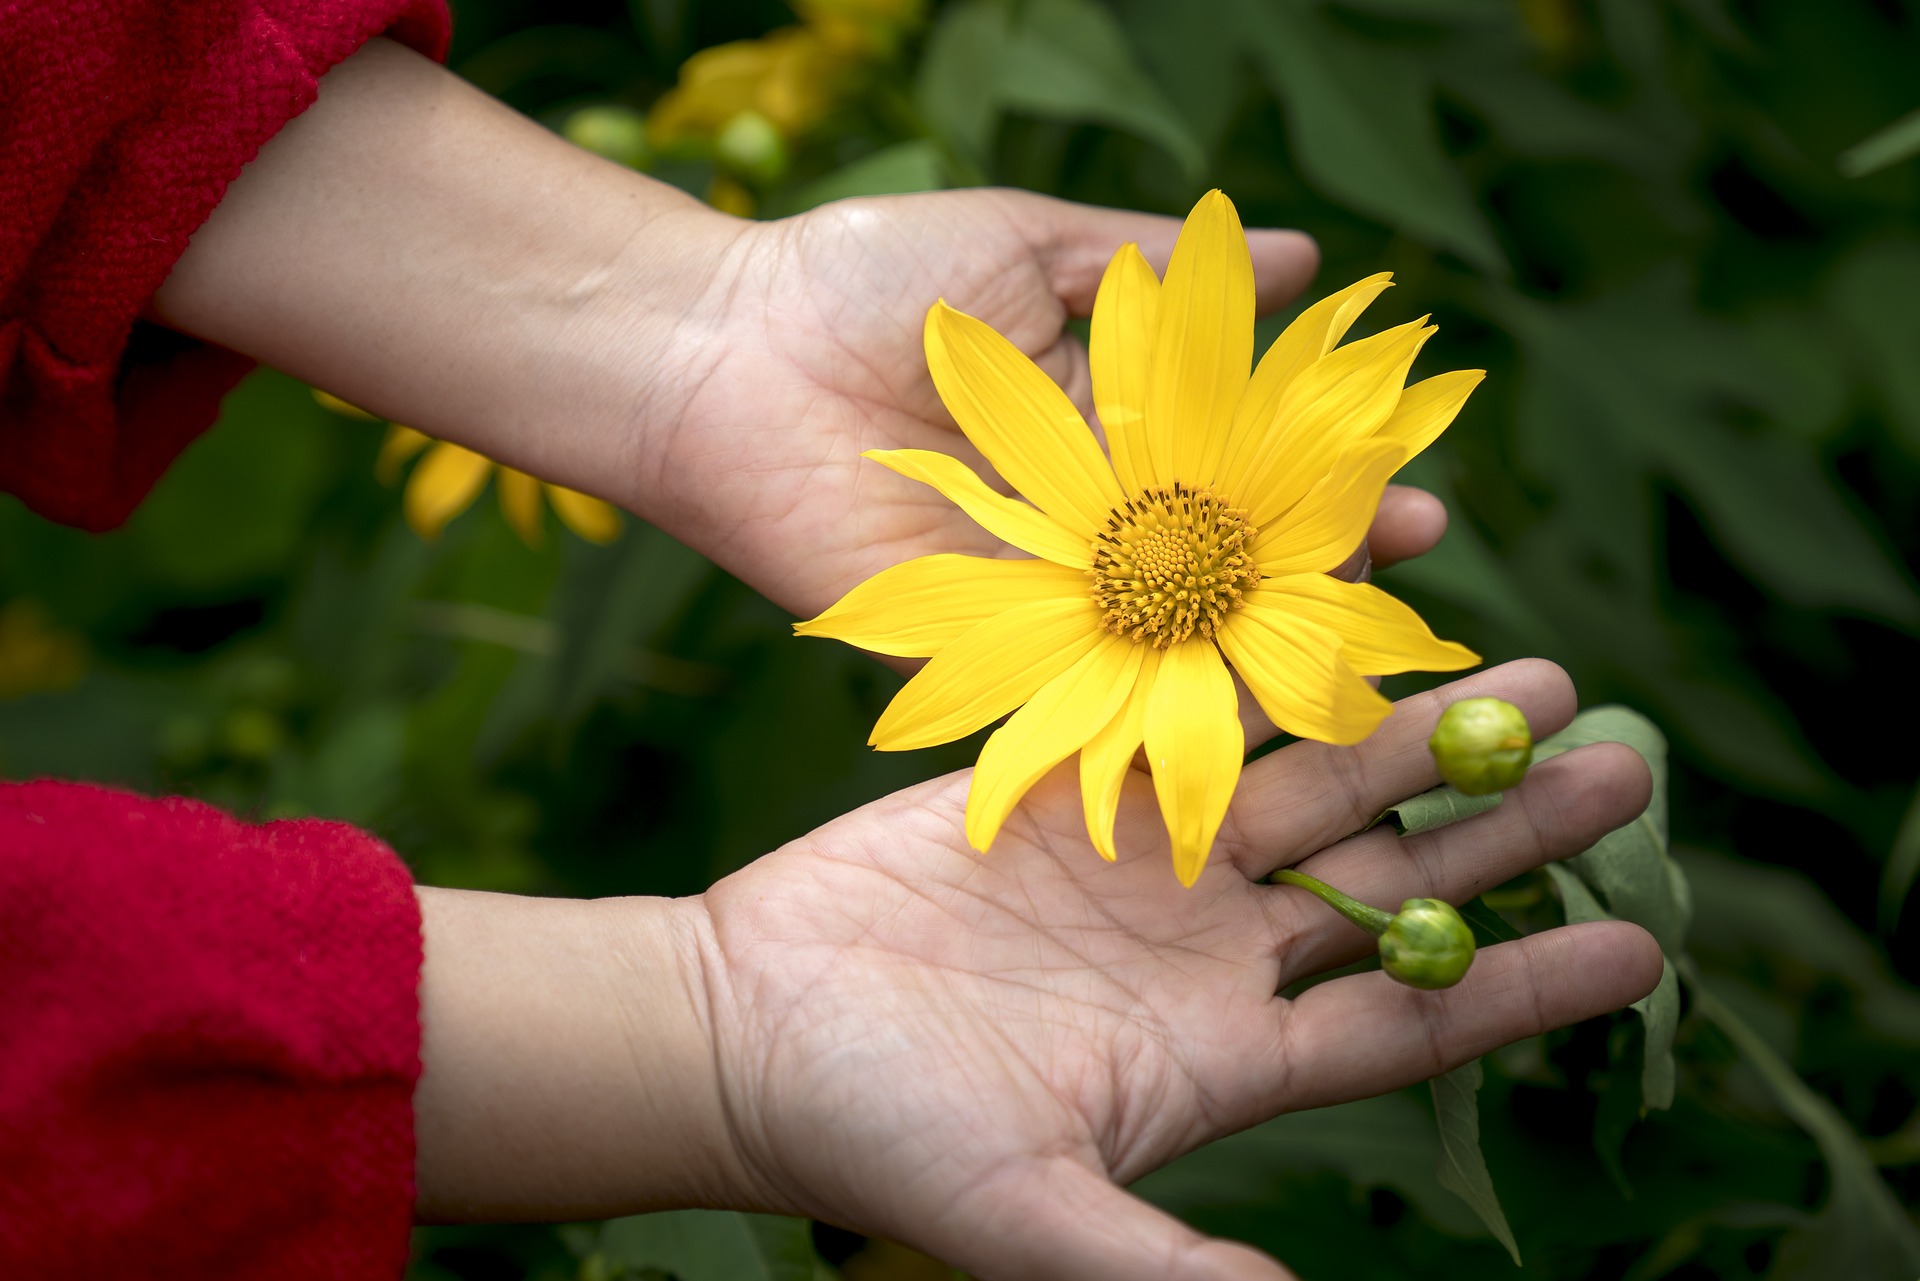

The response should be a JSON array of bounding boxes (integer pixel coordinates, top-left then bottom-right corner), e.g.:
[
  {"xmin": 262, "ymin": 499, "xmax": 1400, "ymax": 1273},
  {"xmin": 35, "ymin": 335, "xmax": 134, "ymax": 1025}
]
[
  {"xmin": 1015, "ymin": 190, "xmax": 1320, "ymax": 317},
  {"xmin": 925, "ymin": 1154, "xmax": 1298, "ymax": 1281}
]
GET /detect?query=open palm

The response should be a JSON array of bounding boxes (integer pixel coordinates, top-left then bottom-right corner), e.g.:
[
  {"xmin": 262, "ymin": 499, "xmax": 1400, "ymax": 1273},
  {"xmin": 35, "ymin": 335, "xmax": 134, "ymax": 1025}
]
[
  {"xmin": 689, "ymin": 660, "xmax": 1661, "ymax": 1281},
  {"xmin": 646, "ymin": 189, "xmax": 1440, "ymax": 621}
]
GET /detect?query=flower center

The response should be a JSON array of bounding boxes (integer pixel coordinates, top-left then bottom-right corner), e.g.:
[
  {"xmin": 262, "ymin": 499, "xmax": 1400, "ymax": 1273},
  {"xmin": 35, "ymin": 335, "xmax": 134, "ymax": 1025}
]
[{"xmin": 1089, "ymin": 484, "xmax": 1261, "ymax": 647}]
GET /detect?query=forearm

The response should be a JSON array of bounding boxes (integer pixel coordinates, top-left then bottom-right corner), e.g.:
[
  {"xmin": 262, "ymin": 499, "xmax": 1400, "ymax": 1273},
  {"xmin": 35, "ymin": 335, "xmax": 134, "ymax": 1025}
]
[
  {"xmin": 151, "ymin": 38, "xmax": 731, "ymax": 509},
  {"xmin": 412, "ymin": 887, "xmax": 745, "ymax": 1221}
]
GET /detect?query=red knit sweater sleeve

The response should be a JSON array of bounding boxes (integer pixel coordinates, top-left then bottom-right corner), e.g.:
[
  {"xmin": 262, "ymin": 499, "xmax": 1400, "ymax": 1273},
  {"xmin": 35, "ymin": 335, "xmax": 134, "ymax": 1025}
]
[
  {"xmin": 0, "ymin": 781, "xmax": 424, "ymax": 1278},
  {"xmin": 0, "ymin": 0, "xmax": 451, "ymax": 531}
]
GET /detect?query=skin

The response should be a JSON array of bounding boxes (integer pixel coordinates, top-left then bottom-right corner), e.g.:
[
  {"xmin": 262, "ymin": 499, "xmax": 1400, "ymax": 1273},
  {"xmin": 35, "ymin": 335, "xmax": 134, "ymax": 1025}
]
[{"xmin": 151, "ymin": 38, "xmax": 1663, "ymax": 1281}]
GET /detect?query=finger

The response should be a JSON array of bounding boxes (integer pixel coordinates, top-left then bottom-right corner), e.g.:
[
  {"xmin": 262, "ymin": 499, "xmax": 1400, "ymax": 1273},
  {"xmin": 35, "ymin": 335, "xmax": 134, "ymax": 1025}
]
[
  {"xmin": 1013, "ymin": 190, "xmax": 1320, "ymax": 317},
  {"xmin": 1264, "ymin": 742, "xmax": 1654, "ymax": 982},
  {"xmin": 1256, "ymin": 920, "xmax": 1662, "ymax": 1114},
  {"xmin": 1369, "ymin": 485, "xmax": 1448, "ymax": 570},
  {"xmin": 931, "ymin": 1155, "xmax": 1297, "ymax": 1281},
  {"xmin": 1219, "ymin": 659, "xmax": 1580, "ymax": 875}
]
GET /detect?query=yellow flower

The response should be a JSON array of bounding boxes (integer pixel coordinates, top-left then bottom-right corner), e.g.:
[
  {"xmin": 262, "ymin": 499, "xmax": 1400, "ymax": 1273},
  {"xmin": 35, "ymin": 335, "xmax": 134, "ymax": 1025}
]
[
  {"xmin": 796, "ymin": 192, "xmax": 1484, "ymax": 885},
  {"xmin": 649, "ymin": 27, "xmax": 847, "ymax": 147},
  {"xmin": 0, "ymin": 598, "xmax": 87, "ymax": 702},
  {"xmin": 376, "ymin": 426, "xmax": 622, "ymax": 547}
]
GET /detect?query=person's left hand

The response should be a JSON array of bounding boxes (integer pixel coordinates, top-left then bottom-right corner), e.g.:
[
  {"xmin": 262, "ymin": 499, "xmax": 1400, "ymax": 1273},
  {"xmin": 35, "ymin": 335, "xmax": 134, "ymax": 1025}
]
[
  {"xmin": 681, "ymin": 659, "xmax": 1659, "ymax": 1280},
  {"xmin": 636, "ymin": 190, "xmax": 1447, "ymax": 622}
]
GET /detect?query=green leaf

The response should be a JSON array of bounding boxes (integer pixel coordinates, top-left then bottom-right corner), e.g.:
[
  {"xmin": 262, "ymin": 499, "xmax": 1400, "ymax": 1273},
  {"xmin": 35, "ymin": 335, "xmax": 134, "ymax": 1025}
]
[
  {"xmin": 1838, "ymin": 106, "xmax": 1920, "ymax": 177},
  {"xmin": 1232, "ymin": 0, "xmax": 1504, "ymax": 271},
  {"xmin": 596, "ymin": 1211, "xmax": 820, "ymax": 1281},
  {"xmin": 915, "ymin": 0, "xmax": 1009, "ymax": 172},
  {"xmin": 1382, "ymin": 783, "xmax": 1503, "ymax": 835},
  {"xmin": 1680, "ymin": 958, "xmax": 1920, "ymax": 1279},
  {"xmin": 1459, "ymin": 895, "xmax": 1523, "ymax": 945},
  {"xmin": 1431, "ymin": 1060, "xmax": 1521, "ymax": 1265},
  {"xmin": 1877, "ymin": 782, "xmax": 1920, "ymax": 935},
  {"xmin": 784, "ymin": 141, "xmax": 949, "ymax": 213},
  {"xmin": 1829, "ymin": 239, "xmax": 1920, "ymax": 457},
  {"xmin": 997, "ymin": 0, "xmax": 1205, "ymax": 178},
  {"xmin": 1536, "ymin": 706, "xmax": 1684, "ymax": 1114}
]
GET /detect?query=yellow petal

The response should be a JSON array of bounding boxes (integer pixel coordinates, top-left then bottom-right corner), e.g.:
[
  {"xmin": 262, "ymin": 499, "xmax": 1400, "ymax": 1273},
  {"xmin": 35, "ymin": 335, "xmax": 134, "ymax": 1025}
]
[
  {"xmin": 870, "ymin": 597, "xmax": 1104, "ymax": 751},
  {"xmin": 1216, "ymin": 608, "xmax": 1393, "ymax": 746},
  {"xmin": 1239, "ymin": 318, "xmax": 1433, "ymax": 528},
  {"xmin": 865, "ymin": 448, "xmax": 1091, "ymax": 567},
  {"xmin": 376, "ymin": 425, "xmax": 433, "ymax": 485},
  {"xmin": 1079, "ymin": 646, "xmax": 1161, "ymax": 861},
  {"xmin": 1142, "ymin": 639, "xmax": 1243, "ymax": 887},
  {"xmin": 924, "ymin": 302, "xmax": 1122, "ymax": 534},
  {"xmin": 796, "ymin": 554, "xmax": 1088, "ymax": 658},
  {"xmin": 404, "ymin": 443, "xmax": 493, "ymax": 541},
  {"xmin": 965, "ymin": 635, "xmax": 1145, "ymax": 852},
  {"xmin": 547, "ymin": 485, "xmax": 623, "ymax": 544},
  {"xmin": 1249, "ymin": 439, "xmax": 1404, "ymax": 575},
  {"xmin": 498, "ymin": 470, "xmax": 545, "ymax": 547},
  {"xmin": 1216, "ymin": 274, "xmax": 1394, "ymax": 495},
  {"xmin": 1151, "ymin": 190, "xmax": 1255, "ymax": 488},
  {"xmin": 1373, "ymin": 368, "xmax": 1484, "ymax": 461},
  {"xmin": 1090, "ymin": 243, "xmax": 1161, "ymax": 495},
  {"xmin": 1249, "ymin": 577, "xmax": 1479, "ymax": 676},
  {"xmin": 313, "ymin": 389, "xmax": 378, "ymax": 420}
]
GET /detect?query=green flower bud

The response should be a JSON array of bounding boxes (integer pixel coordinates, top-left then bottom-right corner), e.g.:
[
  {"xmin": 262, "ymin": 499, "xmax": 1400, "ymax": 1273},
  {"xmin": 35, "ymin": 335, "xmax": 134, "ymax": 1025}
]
[
  {"xmin": 1429, "ymin": 696, "xmax": 1533, "ymax": 797},
  {"xmin": 1378, "ymin": 898, "xmax": 1477, "ymax": 990},
  {"xmin": 220, "ymin": 706, "xmax": 284, "ymax": 762},
  {"xmin": 563, "ymin": 105, "xmax": 653, "ymax": 170},
  {"xmin": 715, "ymin": 110, "xmax": 789, "ymax": 184}
]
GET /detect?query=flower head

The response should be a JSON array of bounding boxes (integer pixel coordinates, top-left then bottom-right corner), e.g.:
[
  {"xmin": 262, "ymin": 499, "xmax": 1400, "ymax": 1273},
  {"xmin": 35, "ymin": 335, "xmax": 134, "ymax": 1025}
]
[
  {"xmin": 377, "ymin": 426, "xmax": 622, "ymax": 547},
  {"xmin": 311, "ymin": 391, "xmax": 620, "ymax": 547},
  {"xmin": 797, "ymin": 191, "xmax": 1483, "ymax": 884}
]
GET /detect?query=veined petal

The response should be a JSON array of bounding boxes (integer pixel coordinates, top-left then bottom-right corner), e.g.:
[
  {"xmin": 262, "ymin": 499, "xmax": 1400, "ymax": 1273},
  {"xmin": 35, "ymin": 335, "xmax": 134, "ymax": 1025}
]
[
  {"xmin": 1249, "ymin": 438, "xmax": 1405, "ymax": 574},
  {"xmin": 405, "ymin": 443, "xmax": 493, "ymax": 541},
  {"xmin": 1151, "ymin": 190, "xmax": 1255, "ymax": 488},
  {"xmin": 498, "ymin": 469, "xmax": 546, "ymax": 546},
  {"xmin": 925, "ymin": 302, "xmax": 1122, "ymax": 533},
  {"xmin": 1373, "ymin": 369, "xmax": 1484, "ymax": 462},
  {"xmin": 1216, "ymin": 608, "xmax": 1393, "ymax": 746},
  {"xmin": 1240, "ymin": 318, "xmax": 1433, "ymax": 527},
  {"xmin": 871, "ymin": 596, "xmax": 1104, "ymax": 751},
  {"xmin": 1143, "ymin": 639, "xmax": 1243, "ymax": 887},
  {"xmin": 1090, "ymin": 243, "xmax": 1161, "ymax": 495},
  {"xmin": 866, "ymin": 449, "xmax": 1092, "ymax": 567},
  {"xmin": 1249, "ymin": 576, "xmax": 1479, "ymax": 676},
  {"xmin": 547, "ymin": 485, "xmax": 623, "ymax": 544},
  {"xmin": 966, "ymin": 635, "xmax": 1145, "ymax": 852},
  {"xmin": 1217, "ymin": 274, "xmax": 1394, "ymax": 496},
  {"xmin": 796, "ymin": 554, "xmax": 1088, "ymax": 658},
  {"xmin": 1079, "ymin": 646, "xmax": 1161, "ymax": 862}
]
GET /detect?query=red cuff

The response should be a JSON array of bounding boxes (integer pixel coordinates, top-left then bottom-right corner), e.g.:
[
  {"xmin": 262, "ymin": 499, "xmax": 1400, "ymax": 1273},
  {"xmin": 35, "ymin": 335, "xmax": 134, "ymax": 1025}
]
[
  {"xmin": 0, "ymin": 781, "xmax": 423, "ymax": 1279},
  {"xmin": 0, "ymin": 0, "xmax": 451, "ymax": 532}
]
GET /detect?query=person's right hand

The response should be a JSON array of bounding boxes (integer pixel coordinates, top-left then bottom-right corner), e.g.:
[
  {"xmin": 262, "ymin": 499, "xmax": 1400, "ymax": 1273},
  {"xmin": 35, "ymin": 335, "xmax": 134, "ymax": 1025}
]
[{"xmin": 638, "ymin": 188, "xmax": 1448, "ymax": 623}]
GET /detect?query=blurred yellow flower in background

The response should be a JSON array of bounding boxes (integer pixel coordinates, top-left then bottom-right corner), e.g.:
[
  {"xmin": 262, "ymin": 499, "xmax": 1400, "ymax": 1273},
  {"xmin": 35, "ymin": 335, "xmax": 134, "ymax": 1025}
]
[
  {"xmin": 312, "ymin": 390, "xmax": 621, "ymax": 547},
  {"xmin": 377, "ymin": 427, "xmax": 622, "ymax": 546},
  {"xmin": 645, "ymin": 0, "xmax": 925, "ymax": 211},
  {"xmin": 0, "ymin": 599, "xmax": 87, "ymax": 702}
]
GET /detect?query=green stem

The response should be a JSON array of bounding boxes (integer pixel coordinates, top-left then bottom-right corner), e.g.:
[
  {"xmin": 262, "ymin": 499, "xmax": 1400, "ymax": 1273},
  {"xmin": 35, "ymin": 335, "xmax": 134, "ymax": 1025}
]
[{"xmin": 1271, "ymin": 868, "xmax": 1395, "ymax": 937}]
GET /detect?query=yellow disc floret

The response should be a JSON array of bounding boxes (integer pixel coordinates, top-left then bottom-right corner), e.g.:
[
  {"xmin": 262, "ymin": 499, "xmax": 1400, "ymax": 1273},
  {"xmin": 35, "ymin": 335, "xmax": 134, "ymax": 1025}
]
[{"xmin": 1089, "ymin": 484, "xmax": 1261, "ymax": 647}]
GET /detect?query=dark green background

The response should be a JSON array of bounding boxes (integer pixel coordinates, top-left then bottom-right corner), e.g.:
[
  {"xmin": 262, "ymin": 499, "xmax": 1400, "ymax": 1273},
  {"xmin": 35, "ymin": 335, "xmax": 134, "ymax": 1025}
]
[{"xmin": 4, "ymin": 1, "xmax": 1918, "ymax": 1277}]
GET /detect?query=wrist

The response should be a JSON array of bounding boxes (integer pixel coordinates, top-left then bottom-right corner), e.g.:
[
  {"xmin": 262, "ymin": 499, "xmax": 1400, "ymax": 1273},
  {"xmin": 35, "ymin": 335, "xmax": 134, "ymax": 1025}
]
[{"xmin": 413, "ymin": 887, "xmax": 749, "ymax": 1221}]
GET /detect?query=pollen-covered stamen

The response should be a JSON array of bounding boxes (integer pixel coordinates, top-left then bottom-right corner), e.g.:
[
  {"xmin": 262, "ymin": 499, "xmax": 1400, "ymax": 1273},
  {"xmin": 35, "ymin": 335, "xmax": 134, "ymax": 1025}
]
[{"xmin": 1088, "ymin": 483, "xmax": 1261, "ymax": 647}]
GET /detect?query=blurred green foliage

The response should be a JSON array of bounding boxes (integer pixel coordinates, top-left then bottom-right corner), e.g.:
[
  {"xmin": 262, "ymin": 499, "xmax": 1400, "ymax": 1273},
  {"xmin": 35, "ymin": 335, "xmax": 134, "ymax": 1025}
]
[{"xmin": 5, "ymin": 0, "xmax": 1920, "ymax": 1277}]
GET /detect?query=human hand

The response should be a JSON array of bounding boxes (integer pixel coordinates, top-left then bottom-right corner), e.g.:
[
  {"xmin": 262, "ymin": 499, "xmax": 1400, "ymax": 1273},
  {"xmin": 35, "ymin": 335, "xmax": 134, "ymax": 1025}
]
[
  {"xmin": 642, "ymin": 189, "xmax": 1448, "ymax": 621},
  {"xmin": 679, "ymin": 659, "xmax": 1658, "ymax": 1280}
]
